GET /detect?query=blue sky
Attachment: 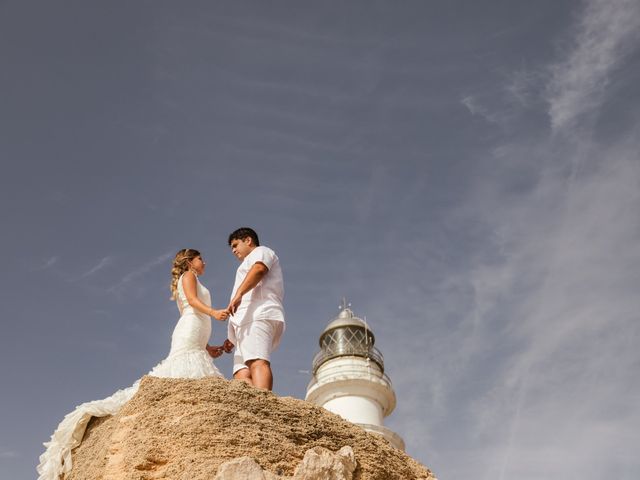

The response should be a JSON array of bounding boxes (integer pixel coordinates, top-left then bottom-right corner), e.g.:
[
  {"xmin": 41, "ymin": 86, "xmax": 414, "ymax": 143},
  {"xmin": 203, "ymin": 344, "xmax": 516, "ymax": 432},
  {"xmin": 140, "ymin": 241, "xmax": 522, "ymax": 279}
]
[{"xmin": 1, "ymin": 1, "xmax": 639, "ymax": 479}]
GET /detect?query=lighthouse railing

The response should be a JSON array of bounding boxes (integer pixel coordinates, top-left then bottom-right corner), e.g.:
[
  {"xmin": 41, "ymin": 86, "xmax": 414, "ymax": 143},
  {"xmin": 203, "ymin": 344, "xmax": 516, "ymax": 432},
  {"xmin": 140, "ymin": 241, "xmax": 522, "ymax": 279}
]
[
  {"xmin": 307, "ymin": 362, "xmax": 393, "ymax": 390},
  {"xmin": 312, "ymin": 345, "xmax": 386, "ymax": 374}
]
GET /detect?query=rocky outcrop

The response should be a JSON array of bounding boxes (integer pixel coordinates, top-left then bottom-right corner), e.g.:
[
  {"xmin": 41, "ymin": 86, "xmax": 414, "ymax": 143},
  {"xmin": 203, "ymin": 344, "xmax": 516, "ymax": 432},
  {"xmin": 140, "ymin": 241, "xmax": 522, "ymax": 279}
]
[
  {"xmin": 214, "ymin": 446, "xmax": 356, "ymax": 480},
  {"xmin": 66, "ymin": 376, "xmax": 435, "ymax": 480}
]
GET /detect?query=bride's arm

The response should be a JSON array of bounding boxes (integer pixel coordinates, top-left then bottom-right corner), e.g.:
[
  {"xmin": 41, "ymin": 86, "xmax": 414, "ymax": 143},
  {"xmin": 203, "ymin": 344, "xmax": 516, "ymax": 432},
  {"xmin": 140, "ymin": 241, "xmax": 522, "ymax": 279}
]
[{"xmin": 181, "ymin": 271, "xmax": 229, "ymax": 321}]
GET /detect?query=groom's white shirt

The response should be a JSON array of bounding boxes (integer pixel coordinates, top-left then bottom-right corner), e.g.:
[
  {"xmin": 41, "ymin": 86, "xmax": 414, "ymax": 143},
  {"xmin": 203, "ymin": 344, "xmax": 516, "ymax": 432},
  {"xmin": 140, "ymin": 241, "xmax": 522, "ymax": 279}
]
[{"xmin": 229, "ymin": 245, "xmax": 285, "ymax": 328}]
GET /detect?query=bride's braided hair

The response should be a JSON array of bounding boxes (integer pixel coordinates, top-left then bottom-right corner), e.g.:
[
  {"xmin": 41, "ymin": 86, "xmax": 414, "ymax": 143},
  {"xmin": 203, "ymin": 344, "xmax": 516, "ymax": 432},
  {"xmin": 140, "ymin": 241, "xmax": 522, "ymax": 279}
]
[{"xmin": 170, "ymin": 248, "xmax": 201, "ymax": 300}]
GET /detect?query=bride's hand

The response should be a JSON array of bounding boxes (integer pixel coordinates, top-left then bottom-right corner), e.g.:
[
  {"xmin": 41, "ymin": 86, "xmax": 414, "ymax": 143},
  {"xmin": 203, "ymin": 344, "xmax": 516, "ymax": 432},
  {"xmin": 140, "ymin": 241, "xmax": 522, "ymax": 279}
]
[{"xmin": 211, "ymin": 308, "xmax": 229, "ymax": 321}]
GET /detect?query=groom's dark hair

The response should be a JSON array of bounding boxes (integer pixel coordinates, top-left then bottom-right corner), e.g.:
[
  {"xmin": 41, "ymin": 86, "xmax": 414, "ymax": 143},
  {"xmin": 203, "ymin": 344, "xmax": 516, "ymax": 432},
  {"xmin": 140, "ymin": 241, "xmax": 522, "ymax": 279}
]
[{"xmin": 228, "ymin": 227, "xmax": 260, "ymax": 246}]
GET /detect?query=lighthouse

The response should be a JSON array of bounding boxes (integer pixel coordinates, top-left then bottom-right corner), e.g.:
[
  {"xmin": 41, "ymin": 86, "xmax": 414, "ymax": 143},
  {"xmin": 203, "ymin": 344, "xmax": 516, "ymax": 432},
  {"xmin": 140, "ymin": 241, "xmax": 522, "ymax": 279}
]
[{"xmin": 305, "ymin": 303, "xmax": 405, "ymax": 450}]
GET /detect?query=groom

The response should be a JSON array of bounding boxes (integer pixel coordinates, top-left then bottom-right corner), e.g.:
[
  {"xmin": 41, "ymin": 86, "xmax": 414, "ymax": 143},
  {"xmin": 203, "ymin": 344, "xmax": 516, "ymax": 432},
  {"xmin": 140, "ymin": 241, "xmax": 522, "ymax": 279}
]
[{"xmin": 224, "ymin": 227, "xmax": 285, "ymax": 390}]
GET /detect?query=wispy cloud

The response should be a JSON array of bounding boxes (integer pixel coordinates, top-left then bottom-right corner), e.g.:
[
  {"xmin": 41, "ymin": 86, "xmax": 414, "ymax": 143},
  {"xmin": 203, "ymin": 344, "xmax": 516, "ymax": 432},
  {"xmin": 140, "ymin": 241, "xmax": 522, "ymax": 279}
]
[
  {"xmin": 72, "ymin": 255, "xmax": 114, "ymax": 281},
  {"xmin": 505, "ymin": 68, "xmax": 543, "ymax": 108},
  {"xmin": 380, "ymin": 137, "xmax": 640, "ymax": 480},
  {"xmin": 482, "ymin": 147, "xmax": 640, "ymax": 479},
  {"xmin": 460, "ymin": 95, "xmax": 509, "ymax": 126},
  {"xmin": 31, "ymin": 256, "xmax": 59, "ymax": 271},
  {"xmin": 461, "ymin": 94, "xmax": 503, "ymax": 124},
  {"xmin": 107, "ymin": 252, "xmax": 173, "ymax": 295},
  {"xmin": 0, "ymin": 449, "xmax": 19, "ymax": 459},
  {"xmin": 546, "ymin": 0, "xmax": 640, "ymax": 132}
]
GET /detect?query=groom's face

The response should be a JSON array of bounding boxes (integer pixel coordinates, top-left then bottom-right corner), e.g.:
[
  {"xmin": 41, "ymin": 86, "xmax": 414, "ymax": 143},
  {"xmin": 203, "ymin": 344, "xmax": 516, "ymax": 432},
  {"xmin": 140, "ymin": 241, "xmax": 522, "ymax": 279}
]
[{"xmin": 230, "ymin": 237, "xmax": 254, "ymax": 261}]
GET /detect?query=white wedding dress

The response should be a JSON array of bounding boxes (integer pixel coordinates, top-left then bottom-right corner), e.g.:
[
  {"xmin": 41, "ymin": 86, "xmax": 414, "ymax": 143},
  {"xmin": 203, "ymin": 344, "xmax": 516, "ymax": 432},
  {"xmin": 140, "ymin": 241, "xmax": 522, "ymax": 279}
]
[{"xmin": 37, "ymin": 273, "xmax": 223, "ymax": 480}]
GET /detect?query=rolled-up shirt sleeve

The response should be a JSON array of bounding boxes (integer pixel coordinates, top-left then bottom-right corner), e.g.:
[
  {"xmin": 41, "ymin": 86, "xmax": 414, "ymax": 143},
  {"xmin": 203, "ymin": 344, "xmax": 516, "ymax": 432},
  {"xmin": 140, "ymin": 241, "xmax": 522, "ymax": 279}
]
[{"xmin": 248, "ymin": 246, "xmax": 276, "ymax": 270}]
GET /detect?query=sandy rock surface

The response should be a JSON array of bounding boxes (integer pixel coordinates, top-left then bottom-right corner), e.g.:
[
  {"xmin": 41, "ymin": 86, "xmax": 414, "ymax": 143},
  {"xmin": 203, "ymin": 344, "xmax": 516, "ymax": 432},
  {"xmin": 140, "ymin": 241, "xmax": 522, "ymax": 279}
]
[{"xmin": 66, "ymin": 376, "xmax": 434, "ymax": 480}]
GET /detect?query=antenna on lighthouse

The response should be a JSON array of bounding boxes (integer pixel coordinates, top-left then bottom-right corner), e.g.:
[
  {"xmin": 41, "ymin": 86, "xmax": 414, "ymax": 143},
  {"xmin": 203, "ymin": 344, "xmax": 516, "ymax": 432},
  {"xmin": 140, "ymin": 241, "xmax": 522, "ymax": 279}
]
[{"xmin": 339, "ymin": 297, "xmax": 351, "ymax": 312}]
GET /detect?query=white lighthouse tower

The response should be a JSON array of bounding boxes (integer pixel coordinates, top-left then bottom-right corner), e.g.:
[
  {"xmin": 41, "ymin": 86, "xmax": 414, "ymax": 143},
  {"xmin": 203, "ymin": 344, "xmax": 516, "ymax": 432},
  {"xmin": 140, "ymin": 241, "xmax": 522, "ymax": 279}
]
[{"xmin": 305, "ymin": 303, "xmax": 405, "ymax": 450}]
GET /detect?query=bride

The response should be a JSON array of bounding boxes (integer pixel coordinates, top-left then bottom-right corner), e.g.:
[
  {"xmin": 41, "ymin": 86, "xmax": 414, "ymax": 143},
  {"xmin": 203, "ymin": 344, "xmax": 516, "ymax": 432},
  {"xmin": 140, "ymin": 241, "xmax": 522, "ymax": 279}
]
[{"xmin": 37, "ymin": 248, "xmax": 230, "ymax": 480}]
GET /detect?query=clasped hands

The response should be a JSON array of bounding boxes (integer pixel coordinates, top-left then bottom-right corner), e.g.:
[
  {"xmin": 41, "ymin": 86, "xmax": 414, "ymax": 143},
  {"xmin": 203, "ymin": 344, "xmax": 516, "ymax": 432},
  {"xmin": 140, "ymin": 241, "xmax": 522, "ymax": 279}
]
[
  {"xmin": 212, "ymin": 293, "xmax": 242, "ymax": 321},
  {"xmin": 210, "ymin": 308, "xmax": 230, "ymax": 321},
  {"xmin": 206, "ymin": 339, "xmax": 235, "ymax": 359}
]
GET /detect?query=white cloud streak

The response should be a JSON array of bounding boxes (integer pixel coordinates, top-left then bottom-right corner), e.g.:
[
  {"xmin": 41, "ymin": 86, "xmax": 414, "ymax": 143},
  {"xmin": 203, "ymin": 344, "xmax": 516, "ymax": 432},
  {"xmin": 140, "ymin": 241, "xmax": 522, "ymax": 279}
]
[
  {"xmin": 73, "ymin": 255, "xmax": 114, "ymax": 281},
  {"xmin": 546, "ymin": 0, "xmax": 640, "ymax": 132},
  {"xmin": 107, "ymin": 252, "xmax": 173, "ymax": 294},
  {"xmin": 505, "ymin": 68, "xmax": 542, "ymax": 108},
  {"xmin": 461, "ymin": 94, "xmax": 503, "ymax": 124},
  {"xmin": 0, "ymin": 449, "xmax": 19, "ymax": 459},
  {"xmin": 31, "ymin": 256, "xmax": 59, "ymax": 271}
]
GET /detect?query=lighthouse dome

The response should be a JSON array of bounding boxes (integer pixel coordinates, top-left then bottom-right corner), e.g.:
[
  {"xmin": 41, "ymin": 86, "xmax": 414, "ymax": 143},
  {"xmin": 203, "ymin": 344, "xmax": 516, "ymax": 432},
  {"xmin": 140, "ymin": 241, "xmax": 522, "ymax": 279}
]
[{"xmin": 312, "ymin": 307, "xmax": 384, "ymax": 373}]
